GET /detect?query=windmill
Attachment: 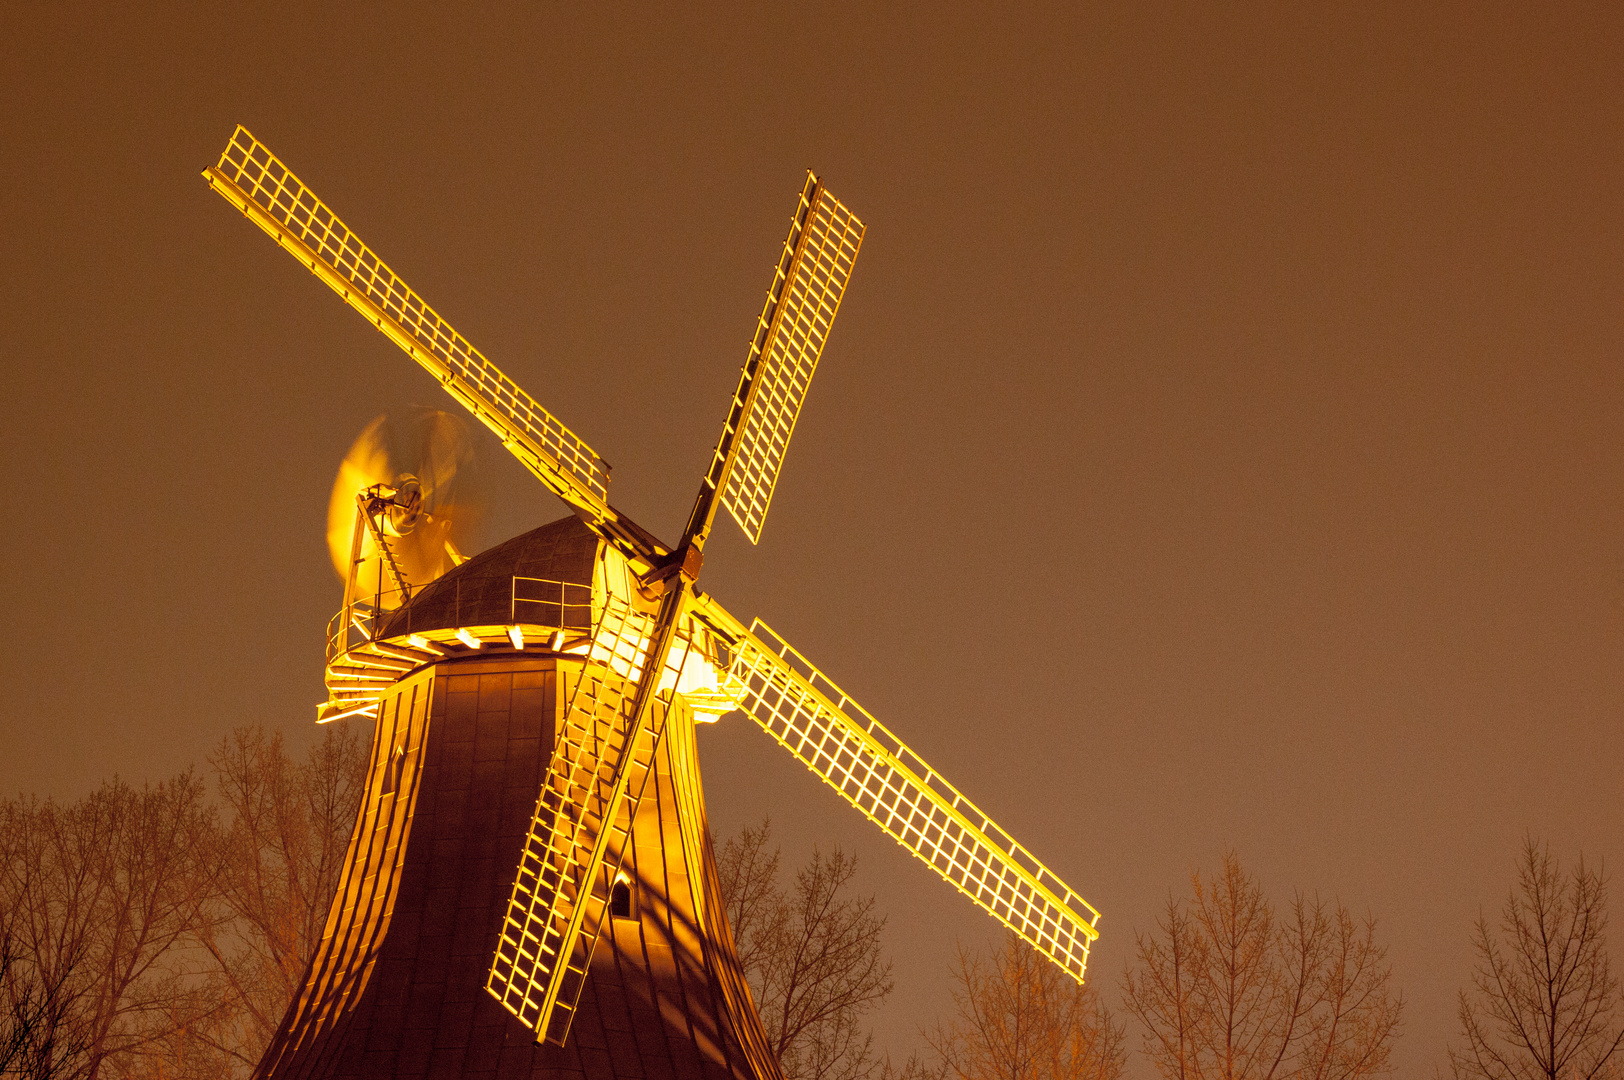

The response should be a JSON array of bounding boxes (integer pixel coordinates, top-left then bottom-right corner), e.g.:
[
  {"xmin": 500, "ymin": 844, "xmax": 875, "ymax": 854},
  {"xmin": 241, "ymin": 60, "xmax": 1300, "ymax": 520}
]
[{"xmin": 204, "ymin": 127, "xmax": 1101, "ymax": 1078}]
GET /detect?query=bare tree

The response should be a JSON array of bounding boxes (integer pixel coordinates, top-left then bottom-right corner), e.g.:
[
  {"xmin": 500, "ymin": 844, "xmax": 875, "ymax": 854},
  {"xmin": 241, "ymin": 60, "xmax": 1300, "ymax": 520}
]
[
  {"xmin": 0, "ymin": 930, "xmax": 97, "ymax": 1080},
  {"xmin": 1122, "ymin": 851, "xmax": 1401, "ymax": 1080},
  {"xmin": 0, "ymin": 774, "xmax": 217, "ymax": 1078},
  {"xmin": 0, "ymin": 724, "xmax": 367, "ymax": 1079},
  {"xmin": 925, "ymin": 931, "xmax": 1125, "ymax": 1080},
  {"xmin": 0, "ymin": 923, "xmax": 94, "ymax": 1079},
  {"xmin": 717, "ymin": 819, "xmax": 896, "ymax": 1080},
  {"xmin": 718, "ymin": 818, "xmax": 785, "ymax": 980},
  {"xmin": 181, "ymin": 723, "xmax": 367, "ymax": 1074},
  {"xmin": 0, "ymin": 935, "xmax": 22, "ymax": 1076},
  {"xmin": 1447, "ymin": 838, "xmax": 1624, "ymax": 1080},
  {"xmin": 1123, "ymin": 897, "xmax": 1204, "ymax": 1080}
]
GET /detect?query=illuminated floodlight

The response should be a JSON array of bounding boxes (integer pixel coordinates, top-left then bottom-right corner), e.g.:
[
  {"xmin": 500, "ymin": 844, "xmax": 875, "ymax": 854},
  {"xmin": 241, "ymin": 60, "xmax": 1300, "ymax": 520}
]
[{"xmin": 407, "ymin": 633, "xmax": 445, "ymax": 655}]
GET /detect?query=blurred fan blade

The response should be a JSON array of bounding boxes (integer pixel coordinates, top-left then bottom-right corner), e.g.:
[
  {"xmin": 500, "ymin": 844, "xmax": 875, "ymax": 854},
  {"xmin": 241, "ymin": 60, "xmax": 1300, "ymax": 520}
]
[
  {"xmin": 328, "ymin": 415, "xmax": 392, "ymax": 580},
  {"xmin": 327, "ymin": 408, "xmax": 484, "ymax": 607}
]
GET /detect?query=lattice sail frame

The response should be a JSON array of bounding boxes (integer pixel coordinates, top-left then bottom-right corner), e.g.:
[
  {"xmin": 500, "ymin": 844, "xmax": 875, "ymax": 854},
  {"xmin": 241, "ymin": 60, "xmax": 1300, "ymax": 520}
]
[
  {"xmin": 692, "ymin": 602, "xmax": 1101, "ymax": 982},
  {"xmin": 487, "ymin": 592, "xmax": 701, "ymax": 1042},
  {"xmin": 203, "ymin": 127, "xmax": 613, "ymax": 516},
  {"xmin": 713, "ymin": 178, "xmax": 865, "ymax": 544}
]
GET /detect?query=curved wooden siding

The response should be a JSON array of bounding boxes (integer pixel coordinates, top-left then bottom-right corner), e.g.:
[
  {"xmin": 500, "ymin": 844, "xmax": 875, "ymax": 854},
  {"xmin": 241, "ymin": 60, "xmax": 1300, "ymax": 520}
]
[
  {"xmin": 256, "ymin": 668, "xmax": 436, "ymax": 1077},
  {"xmin": 255, "ymin": 654, "xmax": 780, "ymax": 1080}
]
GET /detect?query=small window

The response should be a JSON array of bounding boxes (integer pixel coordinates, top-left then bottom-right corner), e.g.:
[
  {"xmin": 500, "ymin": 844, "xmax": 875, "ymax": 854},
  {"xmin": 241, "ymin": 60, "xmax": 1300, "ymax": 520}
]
[{"xmin": 610, "ymin": 879, "xmax": 634, "ymax": 920}]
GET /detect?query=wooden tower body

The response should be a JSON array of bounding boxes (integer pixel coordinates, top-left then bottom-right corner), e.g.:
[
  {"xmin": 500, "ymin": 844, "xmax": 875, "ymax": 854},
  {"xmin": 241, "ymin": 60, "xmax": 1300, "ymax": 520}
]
[{"xmin": 255, "ymin": 520, "xmax": 778, "ymax": 1080}]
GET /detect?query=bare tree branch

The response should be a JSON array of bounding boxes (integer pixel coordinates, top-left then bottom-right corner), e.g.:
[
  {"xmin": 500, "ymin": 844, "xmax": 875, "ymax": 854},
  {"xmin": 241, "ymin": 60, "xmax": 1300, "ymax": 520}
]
[
  {"xmin": 1448, "ymin": 837, "xmax": 1624, "ymax": 1080},
  {"xmin": 183, "ymin": 723, "xmax": 366, "ymax": 1073},
  {"xmin": 1122, "ymin": 850, "xmax": 1402, "ymax": 1080},
  {"xmin": 0, "ymin": 774, "xmax": 216, "ymax": 1078},
  {"xmin": 717, "ymin": 820, "xmax": 897, "ymax": 1080},
  {"xmin": 926, "ymin": 932, "xmax": 1126, "ymax": 1080},
  {"xmin": 0, "ymin": 722, "xmax": 367, "ymax": 1080}
]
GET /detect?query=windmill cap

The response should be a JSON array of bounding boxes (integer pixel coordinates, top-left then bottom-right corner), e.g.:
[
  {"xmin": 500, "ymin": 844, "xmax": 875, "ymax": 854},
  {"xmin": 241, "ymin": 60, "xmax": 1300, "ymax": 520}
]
[{"xmin": 376, "ymin": 515, "xmax": 597, "ymax": 640}]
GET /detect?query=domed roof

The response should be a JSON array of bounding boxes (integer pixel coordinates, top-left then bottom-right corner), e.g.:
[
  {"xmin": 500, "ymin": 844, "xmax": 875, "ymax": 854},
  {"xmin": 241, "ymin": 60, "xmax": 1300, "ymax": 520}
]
[{"xmin": 376, "ymin": 514, "xmax": 599, "ymax": 640}]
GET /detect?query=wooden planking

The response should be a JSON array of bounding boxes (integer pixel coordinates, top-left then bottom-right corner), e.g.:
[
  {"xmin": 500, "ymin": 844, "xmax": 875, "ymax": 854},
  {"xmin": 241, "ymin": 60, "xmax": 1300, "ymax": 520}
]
[{"xmin": 254, "ymin": 656, "xmax": 781, "ymax": 1080}]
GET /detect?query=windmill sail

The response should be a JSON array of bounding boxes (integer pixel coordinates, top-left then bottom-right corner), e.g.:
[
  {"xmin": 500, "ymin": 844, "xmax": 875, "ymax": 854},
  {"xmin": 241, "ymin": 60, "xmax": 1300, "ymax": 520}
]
[
  {"xmin": 697, "ymin": 174, "xmax": 865, "ymax": 546},
  {"xmin": 691, "ymin": 596, "xmax": 1101, "ymax": 983},
  {"xmin": 487, "ymin": 589, "xmax": 699, "ymax": 1044},
  {"xmin": 203, "ymin": 128, "xmax": 620, "ymax": 532}
]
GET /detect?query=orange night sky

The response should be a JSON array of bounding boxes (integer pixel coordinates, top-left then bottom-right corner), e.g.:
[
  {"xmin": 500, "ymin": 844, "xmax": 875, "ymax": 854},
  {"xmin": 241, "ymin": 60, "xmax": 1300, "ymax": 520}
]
[{"xmin": 2, "ymin": 4, "xmax": 1621, "ymax": 1076}]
